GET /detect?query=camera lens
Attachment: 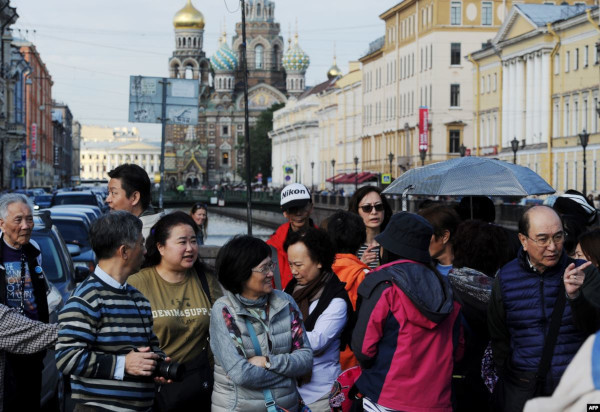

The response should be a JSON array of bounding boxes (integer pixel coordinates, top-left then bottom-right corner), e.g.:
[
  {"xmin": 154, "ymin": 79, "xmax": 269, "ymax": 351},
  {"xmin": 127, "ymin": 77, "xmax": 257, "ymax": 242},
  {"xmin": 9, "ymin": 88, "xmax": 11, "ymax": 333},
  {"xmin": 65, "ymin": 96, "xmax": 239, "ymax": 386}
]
[{"xmin": 155, "ymin": 358, "xmax": 186, "ymax": 382}]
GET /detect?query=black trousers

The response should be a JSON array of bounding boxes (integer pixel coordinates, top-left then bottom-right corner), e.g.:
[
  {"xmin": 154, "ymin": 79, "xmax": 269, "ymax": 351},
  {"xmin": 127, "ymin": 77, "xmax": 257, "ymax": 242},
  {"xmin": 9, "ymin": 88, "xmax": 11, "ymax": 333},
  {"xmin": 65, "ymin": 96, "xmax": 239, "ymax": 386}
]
[{"xmin": 3, "ymin": 353, "xmax": 43, "ymax": 411}]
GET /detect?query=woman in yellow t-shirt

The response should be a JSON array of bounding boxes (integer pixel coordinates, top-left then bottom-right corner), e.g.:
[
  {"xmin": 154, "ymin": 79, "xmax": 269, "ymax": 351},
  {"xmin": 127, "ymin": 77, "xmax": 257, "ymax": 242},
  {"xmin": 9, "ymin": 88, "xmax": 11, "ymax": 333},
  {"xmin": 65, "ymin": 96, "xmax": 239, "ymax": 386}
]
[{"xmin": 129, "ymin": 211, "xmax": 222, "ymax": 411}]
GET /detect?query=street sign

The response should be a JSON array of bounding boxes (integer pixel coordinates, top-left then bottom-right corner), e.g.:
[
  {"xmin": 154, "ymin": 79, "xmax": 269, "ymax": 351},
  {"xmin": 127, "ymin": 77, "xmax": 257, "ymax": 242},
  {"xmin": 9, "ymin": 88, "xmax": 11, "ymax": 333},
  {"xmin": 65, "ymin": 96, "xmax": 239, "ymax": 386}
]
[
  {"xmin": 419, "ymin": 107, "xmax": 429, "ymax": 152},
  {"xmin": 31, "ymin": 123, "xmax": 37, "ymax": 155},
  {"xmin": 381, "ymin": 173, "xmax": 392, "ymax": 184},
  {"xmin": 128, "ymin": 76, "xmax": 199, "ymax": 125}
]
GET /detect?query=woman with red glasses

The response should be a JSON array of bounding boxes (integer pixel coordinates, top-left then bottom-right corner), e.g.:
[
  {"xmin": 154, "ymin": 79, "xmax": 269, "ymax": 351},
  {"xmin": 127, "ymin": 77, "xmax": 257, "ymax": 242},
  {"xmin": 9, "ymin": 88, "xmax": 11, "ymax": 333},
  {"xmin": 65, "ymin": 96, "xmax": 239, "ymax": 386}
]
[{"xmin": 348, "ymin": 186, "xmax": 393, "ymax": 269}]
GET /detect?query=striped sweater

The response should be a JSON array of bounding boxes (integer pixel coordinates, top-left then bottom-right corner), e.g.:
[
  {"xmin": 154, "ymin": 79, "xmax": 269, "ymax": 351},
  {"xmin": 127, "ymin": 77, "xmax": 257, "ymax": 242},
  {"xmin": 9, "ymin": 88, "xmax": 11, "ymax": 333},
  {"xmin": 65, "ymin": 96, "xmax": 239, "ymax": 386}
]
[{"xmin": 56, "ymin": 273, "xmax": 162, "ymax": 411}]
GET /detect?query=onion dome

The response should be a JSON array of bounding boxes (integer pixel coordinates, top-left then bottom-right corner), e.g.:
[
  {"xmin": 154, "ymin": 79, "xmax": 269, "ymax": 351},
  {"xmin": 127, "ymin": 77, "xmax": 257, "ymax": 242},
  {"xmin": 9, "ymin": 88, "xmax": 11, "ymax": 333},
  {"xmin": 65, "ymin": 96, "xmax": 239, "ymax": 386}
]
[
  {"xmin": 173, "ymin": 0, "xmax": 205, "ymax": 30},
  {"xmin": 327, "ymin": 56, "xmax": 342, "ymax": 80},
  {"xmin": 210, "ymin": 34, "xmax": 238, "ymax": 72},
  {"xmin": 282, "ymin": 34, "xmax": 310, "ymax": 73}
]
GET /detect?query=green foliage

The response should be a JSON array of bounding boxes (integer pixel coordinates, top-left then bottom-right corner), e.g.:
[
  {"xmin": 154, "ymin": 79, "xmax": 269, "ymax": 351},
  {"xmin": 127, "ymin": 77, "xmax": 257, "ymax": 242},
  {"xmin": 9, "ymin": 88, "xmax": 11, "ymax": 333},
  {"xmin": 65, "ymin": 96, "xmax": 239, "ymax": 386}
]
[{"xmin": 237, "ymin": 102, "xmax": 284, "ymax": 184}]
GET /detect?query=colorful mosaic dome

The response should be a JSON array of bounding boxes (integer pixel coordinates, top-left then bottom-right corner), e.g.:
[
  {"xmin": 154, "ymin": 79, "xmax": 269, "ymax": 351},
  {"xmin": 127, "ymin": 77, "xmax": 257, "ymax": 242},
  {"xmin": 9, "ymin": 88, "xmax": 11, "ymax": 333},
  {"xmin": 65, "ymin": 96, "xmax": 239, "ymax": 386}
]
[
  {"xmin": 210, "ymin": 37, "xmax": 238, "ymax": 72},
  {"xmin": 282, "ymin": 35, "xmax": 310, "ymax": 73}
]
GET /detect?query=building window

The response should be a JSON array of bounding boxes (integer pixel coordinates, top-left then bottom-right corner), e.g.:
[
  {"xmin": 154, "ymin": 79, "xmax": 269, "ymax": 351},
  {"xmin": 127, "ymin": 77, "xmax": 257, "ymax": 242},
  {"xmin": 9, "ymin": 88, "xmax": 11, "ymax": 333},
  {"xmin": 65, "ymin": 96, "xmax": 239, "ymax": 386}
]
[
  {"xmin": 565, "ymin": 51, "xmax": 570, "ymax": 72},
  {"xmin": 493, "ymin": 73, "xmax": 497, "ymax": 91},
  {"xmin": 449, "ymin": 130, "xmax": 461, "ymax": 153},
  {"xmin": 222, "ymin": 152, "xmax": 229, "ymax": 165},
  {"xmin": 450, "ymin": 84, "xmax": 460, "ymax": 107},
  {"xmin": 482, "ymin": 2, "xmax": 492, "ymax": 25},
  {"xmin": 575, "ymin": 48, "xmax": 579, "ymax": 70},
  {"xmin": 451, "ymin": 43, "xmax": 461, "ymax": 65},
  {"xmin": 554, "ymin": 53, "xmax": 560, "ymax": 75},
  {"xmin": 584, "ymin": 45, "xmax": 589, "ymax": 67},
  {"xmin": 451, "ymin": 1, "xmax": 462, "ymax": 25},
  {"xmin": 223, "ymin": 125, "xmax": 229, "ymax": 135},
  {"xmin": 595, "ymin": 46, "xmax": 599, "ymax": 64},
  {"xmin": 565, "ymin": 102, "xmax": 570, "ymax": 136},
  {"xmin": 255, "ymin": 45, "xmax": 264, "ymax": 69}
]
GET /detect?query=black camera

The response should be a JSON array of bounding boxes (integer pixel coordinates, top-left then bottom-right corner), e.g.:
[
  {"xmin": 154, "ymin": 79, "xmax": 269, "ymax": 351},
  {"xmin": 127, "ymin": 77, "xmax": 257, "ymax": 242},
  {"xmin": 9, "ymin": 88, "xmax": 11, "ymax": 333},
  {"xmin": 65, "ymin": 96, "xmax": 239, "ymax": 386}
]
[{"xmin": 154, "ymin": 356, "xmax": 185, "ymax": 382}]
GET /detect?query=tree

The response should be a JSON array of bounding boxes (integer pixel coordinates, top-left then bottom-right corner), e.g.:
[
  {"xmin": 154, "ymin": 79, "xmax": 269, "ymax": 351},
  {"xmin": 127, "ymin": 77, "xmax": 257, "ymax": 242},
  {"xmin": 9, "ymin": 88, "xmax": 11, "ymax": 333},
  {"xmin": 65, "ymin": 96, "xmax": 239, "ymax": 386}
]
[{"xmin": 237, "ymin": 102, "xmax": 284, "ymax": 185}]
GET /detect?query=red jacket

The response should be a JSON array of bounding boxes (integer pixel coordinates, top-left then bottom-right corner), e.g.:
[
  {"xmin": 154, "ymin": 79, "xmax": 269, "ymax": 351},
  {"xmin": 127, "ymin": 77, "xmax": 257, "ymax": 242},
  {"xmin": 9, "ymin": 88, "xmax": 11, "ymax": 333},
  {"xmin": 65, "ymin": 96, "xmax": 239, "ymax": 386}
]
[
  {"xmin": 352, "ymin": 260, "xmax": 462, "ymax": 411},
  {"xmin": 266, "ymin": 223, "xmax": 294, "ymax": 289}
]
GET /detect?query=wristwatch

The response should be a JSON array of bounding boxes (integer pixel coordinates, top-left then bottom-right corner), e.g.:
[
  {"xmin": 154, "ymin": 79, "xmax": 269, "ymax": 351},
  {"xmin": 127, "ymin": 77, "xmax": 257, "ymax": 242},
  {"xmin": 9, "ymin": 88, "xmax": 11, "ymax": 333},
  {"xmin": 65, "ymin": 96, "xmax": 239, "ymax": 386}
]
[{"xmin": 264, "ymin": 356, "xmax": 271, "ymax": 370}]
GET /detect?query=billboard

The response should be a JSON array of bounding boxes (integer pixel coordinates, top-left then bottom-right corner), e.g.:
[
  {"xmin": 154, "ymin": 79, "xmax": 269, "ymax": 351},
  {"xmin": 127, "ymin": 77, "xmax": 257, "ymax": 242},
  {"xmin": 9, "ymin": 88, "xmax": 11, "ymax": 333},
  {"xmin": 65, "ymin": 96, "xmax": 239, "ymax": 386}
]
[
  {"xmin": 418, "ymin": 107, "xmax": 429, "ymax": 152},
  {"xmin": 128, "ymin": 76, "xmax": 199, "ymax": 125}
]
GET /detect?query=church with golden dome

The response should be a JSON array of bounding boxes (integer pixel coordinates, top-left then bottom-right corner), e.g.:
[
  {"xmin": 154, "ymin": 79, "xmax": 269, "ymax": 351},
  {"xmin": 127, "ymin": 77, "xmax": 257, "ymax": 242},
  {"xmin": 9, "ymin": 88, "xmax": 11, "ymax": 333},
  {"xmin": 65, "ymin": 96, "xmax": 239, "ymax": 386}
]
[{"xmin": 164, "ymin": 0, "xmax": 309, "ymax": 188}]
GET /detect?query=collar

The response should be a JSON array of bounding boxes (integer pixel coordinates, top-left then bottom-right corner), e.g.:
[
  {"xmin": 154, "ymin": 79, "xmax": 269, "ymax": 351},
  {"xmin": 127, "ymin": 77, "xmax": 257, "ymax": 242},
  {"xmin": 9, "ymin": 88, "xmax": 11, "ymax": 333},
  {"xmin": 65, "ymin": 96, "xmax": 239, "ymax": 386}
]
[{"xmin": 95, "ymin": 265, "xmax": 127, "ymax": 289}]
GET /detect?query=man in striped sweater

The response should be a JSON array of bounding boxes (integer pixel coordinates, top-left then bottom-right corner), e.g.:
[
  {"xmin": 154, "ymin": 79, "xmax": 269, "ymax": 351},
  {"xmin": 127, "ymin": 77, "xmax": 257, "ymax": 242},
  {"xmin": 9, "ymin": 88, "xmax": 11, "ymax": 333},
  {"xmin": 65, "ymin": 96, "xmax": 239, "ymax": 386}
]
[{"xmin": 56, "ymin": 211, "xmax": 168, "ymax": 411}]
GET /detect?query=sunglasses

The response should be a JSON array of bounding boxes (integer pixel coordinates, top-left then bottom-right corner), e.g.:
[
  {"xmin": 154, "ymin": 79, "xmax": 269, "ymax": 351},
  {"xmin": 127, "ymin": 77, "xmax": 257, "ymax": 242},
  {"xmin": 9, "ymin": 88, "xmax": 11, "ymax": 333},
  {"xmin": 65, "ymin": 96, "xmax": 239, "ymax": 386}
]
[{"xmin": 359, "ymin": 203, "xmax": 384, "ymax": 213}]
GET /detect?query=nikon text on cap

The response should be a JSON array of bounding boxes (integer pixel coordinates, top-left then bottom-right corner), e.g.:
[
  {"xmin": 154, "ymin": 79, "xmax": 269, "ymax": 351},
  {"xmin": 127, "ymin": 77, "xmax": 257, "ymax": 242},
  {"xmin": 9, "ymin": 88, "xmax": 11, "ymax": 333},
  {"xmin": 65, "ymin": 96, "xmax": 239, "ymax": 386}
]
[{"xmin": 280, "ymin": 183, "xmax": 311, "ymax": 211}]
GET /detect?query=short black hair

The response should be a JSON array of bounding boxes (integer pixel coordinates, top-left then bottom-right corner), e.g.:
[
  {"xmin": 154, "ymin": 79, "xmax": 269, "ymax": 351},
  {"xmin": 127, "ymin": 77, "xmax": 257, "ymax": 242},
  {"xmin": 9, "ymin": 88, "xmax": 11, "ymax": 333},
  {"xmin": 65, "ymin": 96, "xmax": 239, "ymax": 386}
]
[
  {"xmin": 216, "ymin": 235, "xmax": 271, "ymax": 294},
  {"xmin": 347, "ymin": 186, "xmax": 393, "ymax": 231},
  {"xmin": 108, "ymin": 163, "xmax": 151, "ymax": 211},
  {"xmin": 418, "ymin": 204, "xmax": 461, "ymax": 240},
  {"xmin": 326, "ymin": 210, "xmax": 366, "ymax": 254},
  {"xmin": 284, "ymin": 227, "xmax": 335, "ymax": 274},
  {"xmin": 90, "ymin": 211, "xmax": 142, "ymax": 260},
  {"xmin": 143, "ymin": 211, "xmax": 199, "ymax": 268},
  {"xmin": 453, "ymin": 220, "xmax": 511, "ymax": 277}
]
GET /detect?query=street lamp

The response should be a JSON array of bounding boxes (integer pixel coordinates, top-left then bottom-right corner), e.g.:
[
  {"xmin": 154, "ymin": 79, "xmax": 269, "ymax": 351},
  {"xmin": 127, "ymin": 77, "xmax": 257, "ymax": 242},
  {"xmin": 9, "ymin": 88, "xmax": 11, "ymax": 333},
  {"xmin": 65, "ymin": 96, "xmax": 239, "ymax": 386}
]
[
  {"xmin": 579, "ymin": 129, "xmax": 590, "ymax": 196},
  {"xmin": 331, "ymin": 159, "xmax": 336, "ymax": 192},
  {"xmin": 459, "ymin": 144, "xmax": 467, "ymax": 157},
  {"xmin": 388, "ymin": 152, "xmax": 394, "ymax": 177},
  {"xmin": 295, "ymin": 162, "xmax": 298, "ymax": 183},
  {"xmin": 419, "ymin": 149, "xmax": 426, "ymax": 166},
  {"xmin": 353, "ymin": 156, "xmax": 359, "ymax": 191},
  {"xmin": 511, "ymin": 137, "xmax": 519, "ymax": 164},
  {"xmin": 310, "ymin": 161, "xmax": 314, "ymax": 192}
]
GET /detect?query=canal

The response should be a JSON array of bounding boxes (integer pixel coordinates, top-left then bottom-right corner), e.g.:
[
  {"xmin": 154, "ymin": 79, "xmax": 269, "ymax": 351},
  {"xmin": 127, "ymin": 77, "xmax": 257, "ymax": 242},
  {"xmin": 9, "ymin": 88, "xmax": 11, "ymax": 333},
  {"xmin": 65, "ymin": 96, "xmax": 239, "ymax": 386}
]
[{"xmin": 169, "ymin": 208, "xmax": 274, "ymax": 246}]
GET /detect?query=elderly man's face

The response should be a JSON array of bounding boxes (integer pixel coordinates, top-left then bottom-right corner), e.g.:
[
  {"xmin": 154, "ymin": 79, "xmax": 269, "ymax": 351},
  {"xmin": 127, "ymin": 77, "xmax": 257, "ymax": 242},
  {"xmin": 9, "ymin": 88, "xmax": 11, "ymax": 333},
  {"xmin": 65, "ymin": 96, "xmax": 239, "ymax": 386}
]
[
  {"xmin": 519, "ymin": 207, "xmax": 564, "ymax": 273},
  {"xmin": 0, "ymin": 202, "xmax": 34, "ymax": 248}
]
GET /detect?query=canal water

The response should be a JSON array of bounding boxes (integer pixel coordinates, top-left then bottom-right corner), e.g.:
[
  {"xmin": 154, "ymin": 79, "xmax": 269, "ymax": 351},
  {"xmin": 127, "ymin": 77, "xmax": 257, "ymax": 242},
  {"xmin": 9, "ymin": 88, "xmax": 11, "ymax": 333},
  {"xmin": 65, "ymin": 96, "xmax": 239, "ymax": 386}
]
[{"xmin": 168, "ymin": 208, "xmax": 274, "ymax": 246}]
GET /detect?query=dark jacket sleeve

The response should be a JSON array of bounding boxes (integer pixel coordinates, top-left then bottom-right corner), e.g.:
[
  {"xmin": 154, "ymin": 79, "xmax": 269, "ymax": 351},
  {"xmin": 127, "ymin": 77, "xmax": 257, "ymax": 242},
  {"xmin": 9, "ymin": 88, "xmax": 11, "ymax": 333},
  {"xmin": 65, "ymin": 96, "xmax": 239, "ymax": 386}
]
[
  {"xmin": 351, "ymin": 281, "xmax": 392, "ymax": 369},
  {"xmin": 569, "ymin": 264, "xmax": 600, "ymax": 334},
  {"xmin": 487, "ymin": 276, "xmax": 511, "ymax": 375}
]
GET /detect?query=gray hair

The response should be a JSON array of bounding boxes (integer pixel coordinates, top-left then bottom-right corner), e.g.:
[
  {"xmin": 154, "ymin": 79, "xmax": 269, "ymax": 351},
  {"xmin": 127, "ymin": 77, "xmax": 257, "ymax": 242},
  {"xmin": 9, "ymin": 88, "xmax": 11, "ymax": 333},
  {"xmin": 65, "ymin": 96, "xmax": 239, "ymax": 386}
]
[
  {"xmin": 0, "ymin": 193, "xmax": 33, "ymax": 219},
  {"xmin": 89, "ymin": 211, "xmax": 142, "ymax": 260}
]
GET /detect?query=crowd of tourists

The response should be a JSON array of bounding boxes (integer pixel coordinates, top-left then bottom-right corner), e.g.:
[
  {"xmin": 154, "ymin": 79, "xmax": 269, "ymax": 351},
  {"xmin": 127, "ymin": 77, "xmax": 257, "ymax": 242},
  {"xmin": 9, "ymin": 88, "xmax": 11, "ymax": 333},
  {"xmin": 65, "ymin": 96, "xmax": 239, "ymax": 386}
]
[{"xmin": 1, "ymin": 171, "xmax": 600, "ymax": 411}]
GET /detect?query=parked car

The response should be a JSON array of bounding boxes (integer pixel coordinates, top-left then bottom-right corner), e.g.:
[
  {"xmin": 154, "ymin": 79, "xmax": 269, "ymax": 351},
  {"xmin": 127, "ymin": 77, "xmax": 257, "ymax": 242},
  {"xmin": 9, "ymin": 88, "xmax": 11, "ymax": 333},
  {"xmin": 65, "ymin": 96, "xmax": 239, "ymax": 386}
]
[
  {"xmin": 51, "ymin": 190, "xmax": 104, "ymax": 210},
  {"xmin": 31, "ymin": 212, "xmax": 89, "ymax": 411},
  {"xmin": 49, "ymin": 205, "xmax": 102, "ymax": 222},
  {"xmin": 33, "ymin": 194, "xmax": 53, "ymax": 210},
  {"xmin": 48, "ymin": 215, "xmax": 96, "ymax": 273}
]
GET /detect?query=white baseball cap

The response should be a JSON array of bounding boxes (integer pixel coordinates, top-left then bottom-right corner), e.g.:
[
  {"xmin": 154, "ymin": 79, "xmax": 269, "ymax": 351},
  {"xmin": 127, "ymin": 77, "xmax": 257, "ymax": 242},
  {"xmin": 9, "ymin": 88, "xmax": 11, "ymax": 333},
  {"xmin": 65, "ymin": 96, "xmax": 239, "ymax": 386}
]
[{"xmin": 280, "ymin": 183, "xmax": 311, "ymax": 211}]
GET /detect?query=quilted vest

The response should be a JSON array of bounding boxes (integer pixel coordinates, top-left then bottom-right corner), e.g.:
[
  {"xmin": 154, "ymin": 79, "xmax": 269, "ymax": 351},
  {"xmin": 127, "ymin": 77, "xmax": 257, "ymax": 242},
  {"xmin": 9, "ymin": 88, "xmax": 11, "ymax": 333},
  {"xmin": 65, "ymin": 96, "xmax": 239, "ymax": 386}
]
[
  {"xmin": 211, "ymin": 290, "xmax": 301, "ymax": 412},
  {"xmin": 498, "ymin": 250, "xmax": 587, "ymax": 388}
]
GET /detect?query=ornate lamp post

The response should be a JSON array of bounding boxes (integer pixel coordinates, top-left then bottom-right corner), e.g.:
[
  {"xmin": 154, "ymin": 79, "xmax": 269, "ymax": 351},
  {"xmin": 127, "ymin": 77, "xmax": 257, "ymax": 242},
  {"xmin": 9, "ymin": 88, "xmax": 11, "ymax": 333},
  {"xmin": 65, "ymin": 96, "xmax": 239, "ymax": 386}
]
[
  {"xmin": 511, "ymin": 137, "xmax": 519, "ymax": 164},
  {"xmin": 295, "ymin": 162, "xmax": 298, "ymax": 183},
  {"xmin": 419, "ymin": 149, "xmax": 426, "ymax": 166},
  {"xmin": 579, "ymin": 129, "xmax": 590, "ymax": 196},
  {"xmin": 459, "ymin": 144, "xmax": 467, "ymax": 157},
  {"xmin": 331, "ymin": 159, "xmax": 336, "ymax": 192},
  {"xmin": 310, "ymin": 161, "xmax": 314, "ymax": 192},
  {"xmin": 353, "ymin": 156, "xmax": 359, "ymax": 191},
  {"xmin": 388, "ymin": 152, "xmax": 394, "ymax": 180}
]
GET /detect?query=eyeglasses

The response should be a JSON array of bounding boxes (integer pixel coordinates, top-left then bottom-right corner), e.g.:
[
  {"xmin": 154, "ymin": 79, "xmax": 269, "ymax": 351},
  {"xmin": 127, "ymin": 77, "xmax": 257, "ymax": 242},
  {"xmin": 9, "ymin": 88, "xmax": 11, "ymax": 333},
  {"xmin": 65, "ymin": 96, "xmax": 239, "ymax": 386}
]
[
  {"xmin": 359, "ymin": 203, "xmax": 384, "ymax": 213},
  {"xmin": 526, "ymin": 232, "xmax": 565, "ymax": 247},
  {"xmin": 252, "ymin": 261, "xmax": 276, "ymax": 275}
]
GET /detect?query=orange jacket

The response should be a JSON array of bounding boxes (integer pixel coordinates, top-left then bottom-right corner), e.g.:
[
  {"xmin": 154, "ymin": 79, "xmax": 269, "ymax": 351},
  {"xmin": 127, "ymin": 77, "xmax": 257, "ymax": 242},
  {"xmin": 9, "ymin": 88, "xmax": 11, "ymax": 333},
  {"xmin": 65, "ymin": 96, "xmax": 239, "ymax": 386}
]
[
  {"xmin": 332, "ymin": 253, "xmax": 370, "ymax": 370},
  {"xmin": 266, "ymin": 223, "xmax": 294, "ymax": 289}
]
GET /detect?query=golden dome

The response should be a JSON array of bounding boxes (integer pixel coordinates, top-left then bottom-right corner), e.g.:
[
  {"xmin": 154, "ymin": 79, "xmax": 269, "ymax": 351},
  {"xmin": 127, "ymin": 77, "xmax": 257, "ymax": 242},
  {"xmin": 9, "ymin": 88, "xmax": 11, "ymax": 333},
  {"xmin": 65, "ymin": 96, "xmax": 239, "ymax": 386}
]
[
  {"xmin": 173, "ymin": 0, "xmax": 205, "ymax": 30},
  {"xmin": 327, "ymin": 56, "xmax": 342, "ymax": 80}
]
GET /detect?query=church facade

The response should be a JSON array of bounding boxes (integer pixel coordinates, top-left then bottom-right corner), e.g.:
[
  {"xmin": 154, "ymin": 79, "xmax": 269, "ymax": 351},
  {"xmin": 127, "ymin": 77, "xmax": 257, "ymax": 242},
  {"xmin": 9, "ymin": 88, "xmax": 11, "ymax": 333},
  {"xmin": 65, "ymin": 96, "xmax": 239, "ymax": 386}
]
[{"xmin": 164, "ymin": 0, "xmax": 307, "ymax": 189}]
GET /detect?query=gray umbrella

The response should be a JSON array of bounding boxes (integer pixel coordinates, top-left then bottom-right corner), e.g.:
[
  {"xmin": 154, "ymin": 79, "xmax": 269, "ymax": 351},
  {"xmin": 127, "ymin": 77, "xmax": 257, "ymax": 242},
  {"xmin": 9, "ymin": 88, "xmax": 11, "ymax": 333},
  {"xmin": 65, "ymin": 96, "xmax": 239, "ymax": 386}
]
[{"xmin": 383, "ymin": 157, "xmax": 555, "ymax": 196}]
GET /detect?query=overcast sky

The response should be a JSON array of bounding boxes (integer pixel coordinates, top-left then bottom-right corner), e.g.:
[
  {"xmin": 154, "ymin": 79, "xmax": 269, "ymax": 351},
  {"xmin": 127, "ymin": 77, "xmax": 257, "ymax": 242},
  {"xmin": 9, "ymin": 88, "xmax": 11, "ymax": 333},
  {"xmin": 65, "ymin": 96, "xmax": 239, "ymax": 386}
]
[{"xmin": 11, "ymin": 0, "xmax": 399, "ymax": 139}]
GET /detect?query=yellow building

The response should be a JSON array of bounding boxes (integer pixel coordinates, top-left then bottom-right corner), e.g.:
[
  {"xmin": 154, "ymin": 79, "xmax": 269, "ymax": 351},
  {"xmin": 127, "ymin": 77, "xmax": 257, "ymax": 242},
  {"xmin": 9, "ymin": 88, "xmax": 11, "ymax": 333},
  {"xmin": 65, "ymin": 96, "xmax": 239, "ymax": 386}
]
[
  {"xmin": 470, "ymin": 4, "xmax": 599, "ymax": 193},
  {"xmin": 270, "ymin": 62, "xmax": 362, "ymax": 189},
  {"xmin": 360, "ymin": 0, "xmax": 592, "ymax": 178}
]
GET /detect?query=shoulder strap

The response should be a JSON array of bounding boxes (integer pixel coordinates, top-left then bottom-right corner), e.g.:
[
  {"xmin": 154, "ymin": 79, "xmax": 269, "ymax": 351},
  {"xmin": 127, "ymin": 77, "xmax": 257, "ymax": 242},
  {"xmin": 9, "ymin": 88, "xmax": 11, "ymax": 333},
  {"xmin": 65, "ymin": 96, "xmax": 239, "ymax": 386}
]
[
  {"xmin": 269, "ymin": 245, "xmax": 282, "ymax": 290},
  {"xmin": 244, "ymin": 318, "xmax": 278, "ymax": 412},
  {"xmin": 194, "ymin": 260, "xmax": 212, "ymax": 303},
  {"xmin": 536, "ymin": 285, "xmax": 567, "ymax": 383}
]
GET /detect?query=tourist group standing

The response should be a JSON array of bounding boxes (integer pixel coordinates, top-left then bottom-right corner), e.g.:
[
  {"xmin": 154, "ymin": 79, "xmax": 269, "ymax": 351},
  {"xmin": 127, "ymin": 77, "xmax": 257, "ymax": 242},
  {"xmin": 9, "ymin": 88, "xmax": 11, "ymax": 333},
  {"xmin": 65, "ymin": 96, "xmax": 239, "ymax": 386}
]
[{"xmin": 2, "ymin": 172, "xmax": 600, "ymax": 411}]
